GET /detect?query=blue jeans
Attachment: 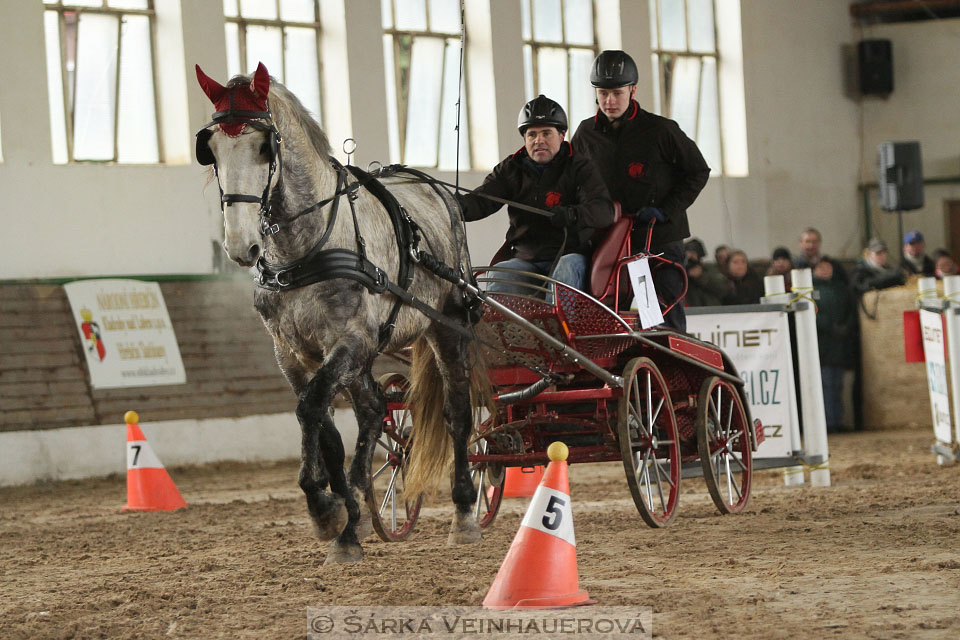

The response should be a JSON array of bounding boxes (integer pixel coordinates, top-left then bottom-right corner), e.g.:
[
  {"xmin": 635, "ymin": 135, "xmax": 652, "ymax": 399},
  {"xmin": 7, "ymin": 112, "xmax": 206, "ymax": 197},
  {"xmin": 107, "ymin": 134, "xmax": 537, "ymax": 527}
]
[{"xmin": 486, "ymin": 254, "xmax": 589, "ymax": 295}]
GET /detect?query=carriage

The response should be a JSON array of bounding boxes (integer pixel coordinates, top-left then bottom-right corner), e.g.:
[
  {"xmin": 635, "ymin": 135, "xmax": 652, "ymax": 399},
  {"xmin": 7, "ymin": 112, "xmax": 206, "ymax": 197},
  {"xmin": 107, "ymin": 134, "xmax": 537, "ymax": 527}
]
[{"xmin": 367, "ymin": 205, "xmax": 764, "ymax": 541}]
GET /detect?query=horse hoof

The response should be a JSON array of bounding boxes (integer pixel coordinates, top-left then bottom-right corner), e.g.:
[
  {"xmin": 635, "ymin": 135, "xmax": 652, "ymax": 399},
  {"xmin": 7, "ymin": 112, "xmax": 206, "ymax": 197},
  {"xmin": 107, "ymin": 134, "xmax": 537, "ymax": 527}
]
[
  {"xmin": 311, "ymin": 500, "xmax": 349, "ymax": 541},
  {"xmin": 323, "ymin": 541, "xmax": 363, "ymax": 565},
  {"xmin": 446, "ymin": 514, "xmax": 482, "ymax": 546}
]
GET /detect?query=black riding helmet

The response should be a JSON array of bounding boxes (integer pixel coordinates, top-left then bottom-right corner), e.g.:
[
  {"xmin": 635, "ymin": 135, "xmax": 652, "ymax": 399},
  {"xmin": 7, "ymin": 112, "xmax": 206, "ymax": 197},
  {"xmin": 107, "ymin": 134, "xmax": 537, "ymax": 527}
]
[
  {"xmin": 517, "ymin": 94, "xmax": 567, "ymax": 135},
  {"xmin": 590, "ymin": 50, "xmax": 639, "ymax": 88}
]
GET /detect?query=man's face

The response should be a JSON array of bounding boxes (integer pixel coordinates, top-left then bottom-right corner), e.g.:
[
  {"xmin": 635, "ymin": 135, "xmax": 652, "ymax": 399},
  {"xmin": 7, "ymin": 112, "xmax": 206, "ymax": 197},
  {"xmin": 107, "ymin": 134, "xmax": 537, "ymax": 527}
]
[
  {"xmin": 872, "ymin": 248, "xmax": 889, "ymax": 267},
  {"xmin": 524, "ymin": 125, "xmax": 563, "ymax": 164},
  {"xmin": 595, "ymin": 85, "xmax": 636, "ymax": 120},
  {"xmin": 905, "ymin": 240, "xmax": 925, "ymax": 257},
  {"xmin": 799, "ymin": 232, "xmax": 821, "ymax": 259}
]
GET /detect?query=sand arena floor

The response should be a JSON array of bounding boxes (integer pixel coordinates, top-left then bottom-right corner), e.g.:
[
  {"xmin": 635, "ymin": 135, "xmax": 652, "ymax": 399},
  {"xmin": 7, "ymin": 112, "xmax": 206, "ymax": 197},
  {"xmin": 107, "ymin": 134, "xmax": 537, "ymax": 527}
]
[{"xmin": 2, "ymin": 428, "xmax": 960, "ymax": 639}]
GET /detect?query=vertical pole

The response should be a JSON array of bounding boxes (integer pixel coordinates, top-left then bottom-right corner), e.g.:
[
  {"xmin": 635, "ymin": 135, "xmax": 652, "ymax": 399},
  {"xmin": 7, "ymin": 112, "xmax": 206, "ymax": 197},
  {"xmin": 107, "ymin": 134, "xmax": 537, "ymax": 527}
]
[
  {"xmin": 791, "ymin": 268, "xmax": 830, "ymax": 486},
  {"xmin": 943, "ymin": 276, "xmax": 960, "ymax": 451},
  {"xmin": 762, "ymin": 275, "xmax": 805, "ymax": 486}
]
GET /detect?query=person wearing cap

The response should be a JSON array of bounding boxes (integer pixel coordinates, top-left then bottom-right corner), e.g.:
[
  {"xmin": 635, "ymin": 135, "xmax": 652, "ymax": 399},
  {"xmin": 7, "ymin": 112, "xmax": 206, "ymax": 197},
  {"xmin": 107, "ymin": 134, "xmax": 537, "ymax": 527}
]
[
  {"xmin": 851, "ymin": 237, "xmax": 905, "ymax": 294},
  {"xmin": 458, "ymin": 95, "xmax": 614, "ymax": 294},
  {"xmin": 684, "ymin": 237, "xmax": 728, "ymax": 307},
  {"xmin": 571, "ymin": 50, "xmax": 710, "ymax": 330},
  {"xmin": 901, "ymin": 230, "xmax": 935, "ymax": 277},
  {"xmin": 766, "ymin": 246, "xmax": 793, "ymax": 290}
]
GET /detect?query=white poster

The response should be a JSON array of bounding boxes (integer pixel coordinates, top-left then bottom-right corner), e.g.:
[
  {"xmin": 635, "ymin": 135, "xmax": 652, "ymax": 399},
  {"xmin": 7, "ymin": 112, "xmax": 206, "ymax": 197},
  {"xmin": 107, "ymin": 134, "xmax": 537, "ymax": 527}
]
[
  {"xmin": 64, "ymin": 279, "xmax": 186, "ymax": 389},
  {"xmin": 626, "ymin": 257, "xmax": 664, "ymax": 329},
  {"xmin": 687, "ymin": 311, "xmax": 799, "ymax": 459},
  {"xmin": 920, "ymin": 309, "xmax": 952, "ymax": 444}
]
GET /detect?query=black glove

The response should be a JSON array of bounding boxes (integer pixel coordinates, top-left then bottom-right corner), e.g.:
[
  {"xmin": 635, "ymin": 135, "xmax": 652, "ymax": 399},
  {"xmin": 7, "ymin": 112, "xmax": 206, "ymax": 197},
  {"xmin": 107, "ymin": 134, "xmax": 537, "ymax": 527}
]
[
  {"xmin": 637, "ymin": 206, "xmax": 665, "ymax": 223},
  {"xmin": 550, "ymin": 206, "xmax": 578, "ymax": 228}
]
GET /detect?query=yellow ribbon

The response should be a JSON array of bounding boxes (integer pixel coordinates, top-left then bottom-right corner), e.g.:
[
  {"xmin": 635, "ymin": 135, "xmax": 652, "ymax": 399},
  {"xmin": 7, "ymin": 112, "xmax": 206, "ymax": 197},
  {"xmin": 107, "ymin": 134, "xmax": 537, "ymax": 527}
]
[
  {"xmin": 916, "ymin": 288, "xmax": 939, "ymax": 304},
  {"xmin": 787, "ymin": 286, "xmax": 817, "ymax": 313}
]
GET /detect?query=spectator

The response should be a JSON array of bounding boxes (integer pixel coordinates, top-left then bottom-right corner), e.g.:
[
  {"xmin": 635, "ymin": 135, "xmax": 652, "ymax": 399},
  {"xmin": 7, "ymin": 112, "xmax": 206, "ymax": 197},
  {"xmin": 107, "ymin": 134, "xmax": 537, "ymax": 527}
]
[
  {"xmin": 901, "ymin": 230, "xmax": 935, "ymax": 277},
  {"xmin": 714, "ymin": 244, "xmax": 731, "ymax": 275},
  {"xmin": 812, "ymin": 260, "xmax": 857, "ymax": 433},
  {"xmin": 722, "ymin": 250, "xmax": 763, "ymax": 305},
  {"xmin": 794, "ymin": 227, "xmax": 847, "ymax": 282},
  {"xmin": 766, "ymin": 246, "xmax": 793, "ymax": 290},
  {"xmin": 851, "ymin": 237, "xmax": 905, "ymax": 294},
  {"xmin": 933, "ymin": 249, "xmax": 957, "ymax": 278}
]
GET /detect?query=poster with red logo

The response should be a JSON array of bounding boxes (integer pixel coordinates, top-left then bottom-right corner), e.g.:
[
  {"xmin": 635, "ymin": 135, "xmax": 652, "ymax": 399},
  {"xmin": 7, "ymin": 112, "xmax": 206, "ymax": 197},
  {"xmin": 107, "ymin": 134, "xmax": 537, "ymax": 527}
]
[{"xmin": 64, "ymin": 280, "xmax": 186, "ymax": 389}]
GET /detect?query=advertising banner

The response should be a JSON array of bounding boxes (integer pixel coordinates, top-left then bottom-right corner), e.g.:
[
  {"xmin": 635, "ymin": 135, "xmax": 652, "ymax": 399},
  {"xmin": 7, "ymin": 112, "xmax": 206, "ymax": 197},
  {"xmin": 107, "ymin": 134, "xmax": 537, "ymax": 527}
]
[
  {"xmin": 920, "ymin": 309, "xmax": 952, "ymax": 444},
  {"xmin": 64, "ymin": 279, "xmax": 186, "ymax": 389},
  {"xmin": 687, "ymin": 310, "xmax": 800, "ymax": 459}
]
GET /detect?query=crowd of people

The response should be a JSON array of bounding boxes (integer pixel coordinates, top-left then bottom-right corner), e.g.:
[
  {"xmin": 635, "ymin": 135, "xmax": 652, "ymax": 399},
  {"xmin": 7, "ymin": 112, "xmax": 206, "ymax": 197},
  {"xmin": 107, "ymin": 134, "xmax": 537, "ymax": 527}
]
[{"xmin": 683, "ymin": 227, "xmax": 957, "ymax": 433}]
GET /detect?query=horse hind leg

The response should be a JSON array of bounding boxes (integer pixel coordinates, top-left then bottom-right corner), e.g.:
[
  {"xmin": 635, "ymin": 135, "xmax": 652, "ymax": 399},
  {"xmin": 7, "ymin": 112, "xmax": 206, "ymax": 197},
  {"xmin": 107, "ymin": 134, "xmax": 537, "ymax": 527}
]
[{"xmin": 344, "ymin": 370, "xmax": 387, "ymax": 541}]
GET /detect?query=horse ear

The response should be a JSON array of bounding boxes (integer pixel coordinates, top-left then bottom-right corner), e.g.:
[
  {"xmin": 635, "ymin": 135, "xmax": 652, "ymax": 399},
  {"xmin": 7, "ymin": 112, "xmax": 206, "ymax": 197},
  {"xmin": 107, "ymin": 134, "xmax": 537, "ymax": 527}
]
[
  {"xmin": 252, "ymin": 62, "xmax": 270, "ymax": 98},
  {"xmin": 195, "ymin": 64, "xmax": 227, "ymax": 103}
]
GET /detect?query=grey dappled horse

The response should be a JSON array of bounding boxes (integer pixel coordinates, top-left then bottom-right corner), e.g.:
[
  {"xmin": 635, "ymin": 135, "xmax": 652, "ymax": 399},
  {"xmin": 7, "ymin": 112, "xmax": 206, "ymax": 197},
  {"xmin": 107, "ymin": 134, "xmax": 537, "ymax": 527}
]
[{"xmin": 195, "ymin": 63, "xmax": 484, "ymax": 563}]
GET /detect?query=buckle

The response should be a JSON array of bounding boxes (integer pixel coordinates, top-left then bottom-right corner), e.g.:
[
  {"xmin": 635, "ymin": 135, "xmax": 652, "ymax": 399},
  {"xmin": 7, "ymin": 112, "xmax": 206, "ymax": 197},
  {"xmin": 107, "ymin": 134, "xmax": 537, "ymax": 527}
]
[
  {"xmin": 275, "ymin": 269, "xmax": 294, "ymax": 288},
  {"xmin": 260, "ymin": 219, "xmax": 281, "ymax": 236}
]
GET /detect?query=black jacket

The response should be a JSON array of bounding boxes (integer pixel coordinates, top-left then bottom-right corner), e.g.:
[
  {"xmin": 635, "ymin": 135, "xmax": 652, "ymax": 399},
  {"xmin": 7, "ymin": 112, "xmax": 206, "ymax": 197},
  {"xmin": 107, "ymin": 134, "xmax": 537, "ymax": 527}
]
[
  {"xmin": 457, "ymin": 142, "xmax": 614, "ymax": 262},
  {"xmin": 571, "ymin": 101, "xmax": 710, "ymax": 248}
]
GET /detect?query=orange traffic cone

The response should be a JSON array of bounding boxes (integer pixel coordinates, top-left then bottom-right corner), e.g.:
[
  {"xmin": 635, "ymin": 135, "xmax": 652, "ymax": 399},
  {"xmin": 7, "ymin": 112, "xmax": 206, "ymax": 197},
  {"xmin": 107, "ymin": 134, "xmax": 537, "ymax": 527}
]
[
  {"xmin": 483, "ymin": 442, "xmax": 594, "ymax": 610},
  {"xmin": 122, "ymin": 411, "xmax": 187, "ymax": 512},
  {"xmin": 502, "ymin": 465, "xmax": 544, "ymax": 498}
]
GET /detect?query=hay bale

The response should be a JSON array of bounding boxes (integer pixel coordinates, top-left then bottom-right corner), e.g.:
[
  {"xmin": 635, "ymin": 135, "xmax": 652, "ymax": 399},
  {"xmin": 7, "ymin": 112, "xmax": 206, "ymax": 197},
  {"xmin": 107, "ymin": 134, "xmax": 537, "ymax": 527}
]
[{"xmin": 858, "ymin": 282, "xmax": 932, "ymax": 430}]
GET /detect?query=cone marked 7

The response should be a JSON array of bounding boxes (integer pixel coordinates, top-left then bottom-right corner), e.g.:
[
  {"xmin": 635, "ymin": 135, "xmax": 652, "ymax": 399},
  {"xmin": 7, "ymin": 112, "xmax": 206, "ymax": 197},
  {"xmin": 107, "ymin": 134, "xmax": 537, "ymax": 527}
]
[{"xmin": 122, "ymin": 411, "xmax": 187, "ymax": 512}]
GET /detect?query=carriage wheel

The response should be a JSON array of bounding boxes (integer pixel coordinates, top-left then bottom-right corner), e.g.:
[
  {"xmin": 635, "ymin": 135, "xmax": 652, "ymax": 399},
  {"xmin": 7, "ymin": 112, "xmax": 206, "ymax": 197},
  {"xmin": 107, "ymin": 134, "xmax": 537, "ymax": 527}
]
[
  {"xmin": 617, "ymin": 357, "xmax": 681, "ymax": 528},
  {"xmin": 366, "ymin": 373, "xmax": 422, "ymax": 542},
  {"xmin": 468, "ymin": 436, "xmax": 504, "ymax": 529},
  {"xmin": 696, "ymin": 376, "xmax": 752, "ymax": 514}
]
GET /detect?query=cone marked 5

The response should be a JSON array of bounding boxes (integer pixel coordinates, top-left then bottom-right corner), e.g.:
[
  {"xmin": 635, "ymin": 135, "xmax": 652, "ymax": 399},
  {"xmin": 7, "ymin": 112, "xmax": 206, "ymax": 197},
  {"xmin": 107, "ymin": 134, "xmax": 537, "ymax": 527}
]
[
  {"xmin": 482, "ymin": 442, "xmax": 594, "ymax": 610},
  {"xmin": 122, "ymin": 411, "xmax": 187, "ymax": 512}
]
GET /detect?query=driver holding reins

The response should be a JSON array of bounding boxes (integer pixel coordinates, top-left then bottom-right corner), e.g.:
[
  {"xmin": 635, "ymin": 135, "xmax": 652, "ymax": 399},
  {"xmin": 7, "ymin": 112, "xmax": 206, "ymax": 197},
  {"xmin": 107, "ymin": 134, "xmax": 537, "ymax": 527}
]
[{"xmin": 457, "ymin": 95, "xmax": 615, "ymax": 295}]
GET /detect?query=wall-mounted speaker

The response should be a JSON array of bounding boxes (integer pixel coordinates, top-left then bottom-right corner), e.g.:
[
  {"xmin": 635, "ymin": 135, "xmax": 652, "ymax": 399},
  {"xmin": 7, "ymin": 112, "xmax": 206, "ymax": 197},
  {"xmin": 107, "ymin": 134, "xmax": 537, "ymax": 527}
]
[
  {"xmin": 878, "ymin": 141, "xmax": 923, "ymax": 211},
  {"xmin": 858, "ymin": 39, "xmax": 893, "ymax": 96}
]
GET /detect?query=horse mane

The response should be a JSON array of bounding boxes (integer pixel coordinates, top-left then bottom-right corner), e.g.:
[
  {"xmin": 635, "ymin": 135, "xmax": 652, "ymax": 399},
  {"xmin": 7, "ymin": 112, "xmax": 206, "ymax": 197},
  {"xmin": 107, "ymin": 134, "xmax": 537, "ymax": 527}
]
[{"xmin": 225, "ymin": 73, "xmax": 332, "ymax": 160}]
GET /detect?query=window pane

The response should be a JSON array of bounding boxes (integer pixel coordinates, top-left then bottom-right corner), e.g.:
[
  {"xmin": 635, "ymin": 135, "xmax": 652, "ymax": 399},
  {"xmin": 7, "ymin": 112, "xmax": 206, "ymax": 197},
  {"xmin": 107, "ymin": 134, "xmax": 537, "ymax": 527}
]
[
  {"xmin": 223, "ymin": 0, "xmax": 239, "ymax": 17},
  {"xmin": 381, "ymin": 0, "xmax": 392, "ymax": 29},
  {"xmin": 532, "ymin": 0, "xmax": 562, "ymax": 42},
  {"xmin": 64, "ymin": 0, "xmax": 105, "ymax": 7},
  {"xmin": 523, "ymin": 44, "xmax": 534, "ymax": 102},
  {"xmin": 117, "ymin": 14, "xmax": 158, "ymax": 162},
  {"xmin": 564, "ymin": 0, "xmax": 593, "ymax": 46},
  {"xmin": 108, "ymin": 0, "xmax": 148, "ymax": 9},
  {"xmin": 239, "ymin": 0, "xmax": 277, "ymax": 19},
  {"xmin": 403, "ymin": 36, "xmax": 444, "ymax": 166},
  {"xmin": 395, "ymin": 0, "xmax": 427, "ymax": 30},
  {"xmin": 688, "ymin": 0, "xmax": 715, "ymax": 53},
  {"xmin": 284, "ymin": 27, "xmax": 321, "ymax": 120},
  {"xmin": 245, "ymin": 25, "xmax": 283, "ymax": 80},
  {"xmin": 696, "ymin": 57, "xmax": 720, "ymax": 172},
  {"xmin": 429, "ymin": 0, "xmax": 460, "ymax": 33},
  {"xmin": 648, "ymin": 0, "xmax": 658, "ymax": 49},
  {"xmin": 73, "ymin": 13, "xmax": 118, "ymax": 161},
  {"xmin": 521, "ymin": 0, "xmax": 531, "ymax": 40},
  {"xmin": 225, "ymin": 22, "xmax": 241, "ymax": 79},
  {"xmin": 660, "ymin": 0, "xmax": 686, "ymax": 51},
  {"xmin": 568, "ymin": 48, "xmax": 594, "ymax": 127},
  {"xmin": 438, "ymin": 39, "xmax": 468, "ymax": 170},
  {"xmin": 536, "ymin": 47, "xmax": 568, "ymax": 121},
  {"xmin": 668, "ymin": 56, "xmax": 699, "ymax": 137},
  {"xmin": 383, "ymin": 34, "xmax": 400, "ymax": 163},
  {"xmin": 649, "ymin": 54, "xmax": 662, "ymax": 115},
  {"xmin": 280, "ymin": 0, "xmax": 316, "ymax": 22},
  {"xmin": 44, "ymin": 11, "xmax": 69, "ymax": 164}
]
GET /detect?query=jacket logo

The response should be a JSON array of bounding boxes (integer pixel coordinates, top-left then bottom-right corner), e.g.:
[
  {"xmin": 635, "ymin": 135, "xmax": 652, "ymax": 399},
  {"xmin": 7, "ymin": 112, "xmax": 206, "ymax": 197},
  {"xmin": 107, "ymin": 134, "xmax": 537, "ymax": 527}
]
[
  {"xmin": 628, "ymin": 162, "xmax": 646, "ymax": 179},
  {"xmin": 544, "ymin": 191, "xmax": 563, "ymax": 207}
]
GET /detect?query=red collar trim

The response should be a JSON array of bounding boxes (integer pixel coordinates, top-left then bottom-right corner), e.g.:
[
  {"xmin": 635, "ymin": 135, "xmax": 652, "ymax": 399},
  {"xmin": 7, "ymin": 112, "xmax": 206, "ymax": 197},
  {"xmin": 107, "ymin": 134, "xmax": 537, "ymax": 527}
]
[{"xmin": 626, "ymin": 100, "xmax": 639, "ymax": 121}]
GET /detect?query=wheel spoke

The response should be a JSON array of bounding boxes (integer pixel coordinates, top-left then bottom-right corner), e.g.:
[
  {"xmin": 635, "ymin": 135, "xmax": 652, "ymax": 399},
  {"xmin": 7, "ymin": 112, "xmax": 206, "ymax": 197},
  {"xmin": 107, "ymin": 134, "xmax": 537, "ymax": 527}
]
[
  {"xmin": 380, "ymin": 466, "xmax": 399, "ymax": 515},
  {"xmin": 372, "ymin": 458, "xmax": 392, "ymax": 480},
  {"xmin": 651, "ymin": 452, "xmax": 668, "ymax": 513},
  {"xmin": 729, "ymin": 451, "xmax": 749, "ymax": 473},
  {"xmin": 650, "ymin": 397, "xmax": 664, "ymax": 430},
  {"xmin": 724, "ymin": 455, "xmax": 734, "ymax": 504},
  {"xmin": 725, "ymin": 395, "xmax": 735, "ymax": 439},
  {"xmin": 645, "ymin": 371, "xmax": 653, "ymax": 434}
]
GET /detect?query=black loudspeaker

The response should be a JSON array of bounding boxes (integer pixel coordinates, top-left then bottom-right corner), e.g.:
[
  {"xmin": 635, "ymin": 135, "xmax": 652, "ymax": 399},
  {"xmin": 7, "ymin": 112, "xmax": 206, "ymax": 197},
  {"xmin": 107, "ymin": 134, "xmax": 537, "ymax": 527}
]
[
  {"xmin": 858, "ymin": 39, "xmax": 893, "ymax": 96},
  {"xmin": 878, "ymin": 141, "xmax": 924, "ymax": 211}
]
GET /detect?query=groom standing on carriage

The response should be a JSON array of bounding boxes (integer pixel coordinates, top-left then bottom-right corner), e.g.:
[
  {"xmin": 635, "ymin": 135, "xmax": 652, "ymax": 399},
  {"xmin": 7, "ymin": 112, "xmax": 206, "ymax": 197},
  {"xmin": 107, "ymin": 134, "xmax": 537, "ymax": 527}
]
[{"xmin": 457, "ymin": 95, "xmax": 615, "ymax": 295}]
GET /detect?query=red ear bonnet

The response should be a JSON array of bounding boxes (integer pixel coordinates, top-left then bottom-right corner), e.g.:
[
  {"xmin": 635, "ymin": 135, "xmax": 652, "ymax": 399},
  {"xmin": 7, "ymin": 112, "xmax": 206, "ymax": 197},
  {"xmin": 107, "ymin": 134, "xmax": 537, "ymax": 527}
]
[{"xmin": 195, "ymin": 63, "xmax": 271, "ymax": 136}]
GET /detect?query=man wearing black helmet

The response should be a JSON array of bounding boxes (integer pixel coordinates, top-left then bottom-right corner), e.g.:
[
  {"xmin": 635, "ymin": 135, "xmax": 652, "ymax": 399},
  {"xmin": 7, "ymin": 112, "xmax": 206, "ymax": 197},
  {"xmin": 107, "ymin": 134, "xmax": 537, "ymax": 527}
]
[
  {"xmin": 458, "ymin": 94, "xmax": 614, "ymax": 295},
  {"xmin": 572, "ymin": 50, "xmax": 710, "ymax": 330}
]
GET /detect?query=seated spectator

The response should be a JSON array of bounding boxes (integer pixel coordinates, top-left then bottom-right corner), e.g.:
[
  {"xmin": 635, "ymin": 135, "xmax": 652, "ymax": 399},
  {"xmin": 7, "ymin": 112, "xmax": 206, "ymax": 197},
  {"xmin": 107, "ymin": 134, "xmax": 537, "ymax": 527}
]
[
  {"xmin": 766, "ymin": 246, "xmax": 793, "ymax": 290},
  {"xmin": 901, "ymin": 230, "xmax": 935, "ymax": 277},
  {"xmin": 685, "ymin": 255, "xmax": 729, "ymax": 307},
  {"xmin": 812, "ymin": 260, "xmax": 856, "ymax": 433},
  {"xmin": 933, "ymin": 249, "xmax": 957, "ymax": 279},
  {"xmin": 714, "ymin": 244, "xmax": 731, "ymax": 275},
  {"xmin": 851, "ymin": 237, "xmax": 905, "ymax": 294},
  {"xmin": 722, "ymin": 250, "xmax": 763, "ymax": 305}
]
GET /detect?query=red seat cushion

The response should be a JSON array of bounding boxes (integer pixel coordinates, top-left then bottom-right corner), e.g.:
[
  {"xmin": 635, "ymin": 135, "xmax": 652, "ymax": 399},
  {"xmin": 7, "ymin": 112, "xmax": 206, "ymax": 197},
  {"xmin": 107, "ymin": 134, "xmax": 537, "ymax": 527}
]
[{"xmin": 589, "ymin": 203, "xmax": 631, "ymax": 300}]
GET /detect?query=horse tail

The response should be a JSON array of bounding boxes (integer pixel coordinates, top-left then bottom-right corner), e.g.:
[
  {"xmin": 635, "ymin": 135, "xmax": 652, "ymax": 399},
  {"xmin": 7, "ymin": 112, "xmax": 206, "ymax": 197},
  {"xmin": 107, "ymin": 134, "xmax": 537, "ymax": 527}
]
[
  {"xmin": 404, "ymin": 336, "xmax": 495, "ymax": 500},
  {"xmin": 404, "ymin": 338, "xmax": 451, "ymax": 499}
]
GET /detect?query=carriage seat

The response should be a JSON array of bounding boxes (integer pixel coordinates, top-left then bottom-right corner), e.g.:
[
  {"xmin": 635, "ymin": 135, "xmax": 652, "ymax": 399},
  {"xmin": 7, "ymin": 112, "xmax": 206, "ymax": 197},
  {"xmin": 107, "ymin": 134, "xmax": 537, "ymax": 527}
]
[{"xmin": 589, "ymin": 202, "xmax": 631, "ymax": 300}]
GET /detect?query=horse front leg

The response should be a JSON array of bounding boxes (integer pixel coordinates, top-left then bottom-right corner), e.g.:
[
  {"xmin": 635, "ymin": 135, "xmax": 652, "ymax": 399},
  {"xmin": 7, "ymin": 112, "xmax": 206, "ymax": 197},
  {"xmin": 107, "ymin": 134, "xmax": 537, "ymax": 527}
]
[{"xmin": 345, "ymin": 370, "xmax": 386, "ymax": 541}]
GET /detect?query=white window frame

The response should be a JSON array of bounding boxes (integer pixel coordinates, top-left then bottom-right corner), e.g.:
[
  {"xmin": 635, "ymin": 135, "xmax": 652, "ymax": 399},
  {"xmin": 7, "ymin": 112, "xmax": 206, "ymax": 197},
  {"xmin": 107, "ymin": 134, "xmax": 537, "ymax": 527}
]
[
  {"xmin": 43, "ymin": 0, "xmax": 162, "ymax": 164},
  {"xmin": 223, "ymin": 0, "xmax": 324, "ymax": 125}
]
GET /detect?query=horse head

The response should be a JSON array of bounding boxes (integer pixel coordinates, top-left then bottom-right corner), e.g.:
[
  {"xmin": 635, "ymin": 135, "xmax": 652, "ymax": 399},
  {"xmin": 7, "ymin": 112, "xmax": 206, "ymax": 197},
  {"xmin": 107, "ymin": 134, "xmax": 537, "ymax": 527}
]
[{"xmin": 196, "ymin": 62, "xmax": 278, "ymax": 267}]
